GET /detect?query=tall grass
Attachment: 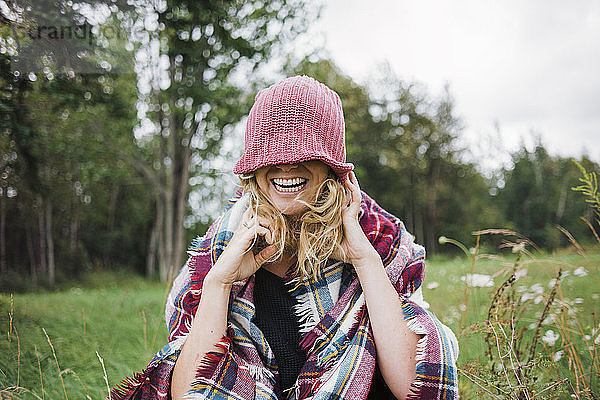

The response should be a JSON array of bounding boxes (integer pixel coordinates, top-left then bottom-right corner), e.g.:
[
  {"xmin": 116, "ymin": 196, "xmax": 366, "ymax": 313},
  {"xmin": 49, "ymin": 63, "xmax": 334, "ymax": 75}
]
[
  {"xmin": 1, "ymin": 163, "xmax": 599, "ymax": 399},
  {"xmin": 0, "ymin": 272, "xmax": 168, "ymax": 399}
]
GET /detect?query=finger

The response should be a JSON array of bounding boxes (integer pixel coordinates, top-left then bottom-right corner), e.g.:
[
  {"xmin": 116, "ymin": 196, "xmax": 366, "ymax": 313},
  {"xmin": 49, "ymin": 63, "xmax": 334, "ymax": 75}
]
[
  {"xmin": 349, "ymin": 172, "xmax": 361, "ymax": 204},
  {"xmin": 256, "ymin": 225, "xmax": 273, "ymax": 244},
  {"xmin": 240, "ymin": 208, "xmax": 255, "ymax": 231},
  {"xmin": 255, "ymin": 245, "xmax": 277, "ymax": 266},
  {"xmin": 350, "ymin": 171, "xmax": 360, "ymax": 190},
  {"xmin": 256, "ymin": 215, "xmax": 275, "ymax": 234},
  {"xmin": 242, "ymin": 207, "xmax": 253, "ymax": 222}
]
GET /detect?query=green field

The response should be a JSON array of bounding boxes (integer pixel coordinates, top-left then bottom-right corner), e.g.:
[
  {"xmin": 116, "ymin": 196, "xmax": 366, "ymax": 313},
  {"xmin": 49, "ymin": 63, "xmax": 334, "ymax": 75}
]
[{"xmin": 1, "ymin": 247, "xmax": 599, "ymax": 399}]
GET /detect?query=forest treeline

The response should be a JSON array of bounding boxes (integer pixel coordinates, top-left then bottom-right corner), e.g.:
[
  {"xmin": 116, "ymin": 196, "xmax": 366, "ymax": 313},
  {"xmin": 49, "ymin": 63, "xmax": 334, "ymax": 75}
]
[{"xmin": 1, "ymin": 0, "xmax": 598, "ymax": 291}]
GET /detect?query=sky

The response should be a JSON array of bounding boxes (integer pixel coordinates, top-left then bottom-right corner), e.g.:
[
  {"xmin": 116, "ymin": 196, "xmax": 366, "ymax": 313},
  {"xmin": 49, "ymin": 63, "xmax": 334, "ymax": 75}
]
[{"xmin": 297, "ymin": 0, "xmax": 600, "ymax": 166}]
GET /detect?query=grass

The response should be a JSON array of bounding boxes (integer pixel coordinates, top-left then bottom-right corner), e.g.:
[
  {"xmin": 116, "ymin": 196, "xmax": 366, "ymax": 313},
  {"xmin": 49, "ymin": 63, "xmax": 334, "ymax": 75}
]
[
  {"xmin": 0, "ymin": 244, "xmax": 599, "ymax": 399},
  {"xmin": 428, "ymin": 234, "xmax": 600, "ymax": 399},
  {"xmin": 0, "ymin": 271, "xmax": 169, "ymax": 399}
]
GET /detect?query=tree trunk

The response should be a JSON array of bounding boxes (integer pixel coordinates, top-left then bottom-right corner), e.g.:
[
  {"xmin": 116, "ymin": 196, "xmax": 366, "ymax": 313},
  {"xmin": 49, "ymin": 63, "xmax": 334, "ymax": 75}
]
[
  {"xmin": 70, "ymin": 218, "xmax": 78, "ymax": 253},
  {"xmin": 26, "ymin": 226, "xmax": 37, "ymax": 287},
  {"xmin": 162, "ymin": 160, "xmax": 175, "ymax": 282},
  {"xmin": 107, "ymin": 183, "xmax": 119, "ymax": 232},
  {"xmin": 38, "ymin": 195, "xmax": 47, "ymax": 279},
  {"xmin": 174, "ymin": 137, "xmax": 191, "ymax": 273},
  {"xmin": 146, "ymin": 219, "xmax": 158, "ymax": 277},
  {"xmin": 156, "ymin": 194, "xmax": 168, "ymax": 281},
  {"xmin": 46, "ymin": 198, "xmax": 55, "ymax": 287}
]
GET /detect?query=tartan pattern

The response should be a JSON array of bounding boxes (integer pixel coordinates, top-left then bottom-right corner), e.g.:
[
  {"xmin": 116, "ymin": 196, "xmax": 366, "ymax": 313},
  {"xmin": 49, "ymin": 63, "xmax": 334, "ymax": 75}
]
[{"xmin": 111, "ymin": 192, "xmax": 458, "ymax": 400}]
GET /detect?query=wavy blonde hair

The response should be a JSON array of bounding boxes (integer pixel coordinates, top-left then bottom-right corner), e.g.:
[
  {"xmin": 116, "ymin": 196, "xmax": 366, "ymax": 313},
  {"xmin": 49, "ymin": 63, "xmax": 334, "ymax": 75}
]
[{"xmin": 241, "ymin": 172, "xmax": 346, "ymax": 281}]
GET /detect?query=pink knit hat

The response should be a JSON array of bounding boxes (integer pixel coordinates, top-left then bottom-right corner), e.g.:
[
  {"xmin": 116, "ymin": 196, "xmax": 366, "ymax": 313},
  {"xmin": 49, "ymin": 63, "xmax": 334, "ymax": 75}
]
[{"xmin": 233, "ymin": 75, "xmax": 354, "ymax": 179}]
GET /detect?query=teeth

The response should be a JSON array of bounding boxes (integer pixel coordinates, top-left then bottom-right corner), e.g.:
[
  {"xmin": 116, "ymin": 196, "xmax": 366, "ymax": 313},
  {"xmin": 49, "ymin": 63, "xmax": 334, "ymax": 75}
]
[
  {"xmin": 272, "ymin": 177, "xmax": 307, "ymax": 192},
  {"xmin": 273, "ymin": 178, "xmax": 306, "ymax": 186}
]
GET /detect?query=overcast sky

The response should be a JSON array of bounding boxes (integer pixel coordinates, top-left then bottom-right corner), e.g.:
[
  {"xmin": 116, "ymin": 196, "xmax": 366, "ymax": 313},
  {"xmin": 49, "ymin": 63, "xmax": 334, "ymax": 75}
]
[{"xmin": 298, "ymin": 0, "xmax": 600, "ymax": 164}]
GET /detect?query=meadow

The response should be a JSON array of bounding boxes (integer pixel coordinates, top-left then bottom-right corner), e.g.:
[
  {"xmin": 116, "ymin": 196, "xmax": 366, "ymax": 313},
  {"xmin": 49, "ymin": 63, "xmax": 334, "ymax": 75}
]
[{"xmin": 1, "ymin": 237, "xmax": 599, "ymax": 399}]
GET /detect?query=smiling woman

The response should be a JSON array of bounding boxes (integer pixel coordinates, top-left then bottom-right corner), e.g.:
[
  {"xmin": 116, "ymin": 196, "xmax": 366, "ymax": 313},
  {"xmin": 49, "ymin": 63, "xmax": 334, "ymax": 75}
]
[
  {"xmin": 111, "ymin": 76, "xmax": 459, "ymax": 400},
  {"xmin": 254, "ymin": 161, "xmax": 330, "ymax": 214}
]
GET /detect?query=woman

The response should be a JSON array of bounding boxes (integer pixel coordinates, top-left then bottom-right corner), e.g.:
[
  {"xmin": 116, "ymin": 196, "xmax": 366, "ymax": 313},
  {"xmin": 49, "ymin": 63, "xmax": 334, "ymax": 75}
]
[{"xmin": 112, "ymin": 76, "xmax": 458, "ymax": 400}]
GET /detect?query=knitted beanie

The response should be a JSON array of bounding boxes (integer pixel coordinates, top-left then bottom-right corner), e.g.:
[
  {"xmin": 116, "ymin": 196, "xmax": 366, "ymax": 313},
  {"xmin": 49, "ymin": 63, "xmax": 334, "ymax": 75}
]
[{"xmin": 233, "ymin": 75, "xmax": 354, "ymax": 178}]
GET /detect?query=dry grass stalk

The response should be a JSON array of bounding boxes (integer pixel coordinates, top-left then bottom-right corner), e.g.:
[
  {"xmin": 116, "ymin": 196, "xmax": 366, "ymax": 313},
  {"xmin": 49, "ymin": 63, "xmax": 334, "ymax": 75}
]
[
  {"xmin": 554, "ymin": 286, "xmax": 591, "ymax": 398},
  {"xmin": 458, "ymin": 368, "xmax": 504, "ymax": 399},
  {"xmin": 14, "ymin": 326, "xmax": 20, "ymax": 400},
  {"xmin": 459, "ymin": 234, "xmax": 480, "ymax": 332},
  {"xmin": 1, "ymin": 387, "xmax": 44, "ymax": 400},
  {"xmin": 8, "ymin": 294, "xmax": 13, "ymax": 350},
  {"xmin": 60, "ymin": 369, "xmax": 90, "ymax": 399},
  {"xmin": 42, "ymin": 328, "xmax": 68, "ymax": 400},
  {"xmin": 472, "ymin": 228, "xmax": 542, "ymax": 253},
  {"xmin": 34, "ymin": 345, "xmax": 44, "ymax": 400},
  {"xmin": 96, "ymin": 351, "xmax": 111, "ymax": 400},
  {"xmin": 527, "ymin": 269, "xmax": 560, "ymax": 365},
  {"xmin": 557, "ymin": 225, "xmax": 587, "ymax": 259},
  {"xmin": 579, "ymin": 216, "xmax": 600, "ymax": 244}
]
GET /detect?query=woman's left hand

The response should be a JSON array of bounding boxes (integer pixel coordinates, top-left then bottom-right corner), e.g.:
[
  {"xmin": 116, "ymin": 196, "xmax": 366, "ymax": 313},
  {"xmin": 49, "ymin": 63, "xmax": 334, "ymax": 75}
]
[{"xmin": 332, "ymin": 171, "xmax": 380, "ymax": 265}]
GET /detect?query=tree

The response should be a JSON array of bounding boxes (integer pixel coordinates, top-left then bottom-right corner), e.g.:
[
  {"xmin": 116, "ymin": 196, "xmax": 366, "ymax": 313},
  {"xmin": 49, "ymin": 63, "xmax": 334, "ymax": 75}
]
[
  {"xmin": 497, "ymin": 142, "xmax": 598, "ymax": 248},
  {"xmin": 1, "ymin": 1, "xmax": 149, "ymax": 289},
  {"xmin": 288, "ymin": 59, "xmax": 494, "ymax": 252},
  {"xmin": 131, "ymin": 0, "xmax": 316, "ymax": 281}
]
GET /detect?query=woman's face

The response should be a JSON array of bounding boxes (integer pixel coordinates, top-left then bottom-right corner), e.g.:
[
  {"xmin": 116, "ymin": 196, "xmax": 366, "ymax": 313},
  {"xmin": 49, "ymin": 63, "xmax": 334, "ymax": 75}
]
[{"xmin": 255, "ymin": 160, "xmax": 331, "ymax": 215}]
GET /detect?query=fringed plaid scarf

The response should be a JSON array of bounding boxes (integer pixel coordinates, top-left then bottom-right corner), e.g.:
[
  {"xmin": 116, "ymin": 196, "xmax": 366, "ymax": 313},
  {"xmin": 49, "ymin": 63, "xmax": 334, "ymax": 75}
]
[{"xmin": 111, "ymin": 192, "xmax": 459, "ymax": 400}]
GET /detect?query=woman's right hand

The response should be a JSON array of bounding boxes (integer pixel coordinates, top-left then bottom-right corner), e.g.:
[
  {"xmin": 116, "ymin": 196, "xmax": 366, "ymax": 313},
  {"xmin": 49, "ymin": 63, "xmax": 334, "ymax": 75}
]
[{"xmin": 206, "ymin": 208, "xmax": 277, "ymax": 285}]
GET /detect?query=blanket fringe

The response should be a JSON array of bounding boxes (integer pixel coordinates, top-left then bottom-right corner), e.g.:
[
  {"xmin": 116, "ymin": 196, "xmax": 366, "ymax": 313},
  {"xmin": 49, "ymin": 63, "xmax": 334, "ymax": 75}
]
[
  {"xmin": 243, "ymin": 364, "xmax": 274, "ymax": 381},
  {"xmin": 195, "ymin": 334, "xmax": 233, "ymax": 380},
  {"xmin": 292, "ymin": 289, "xmax": 320, "ymax": 334},
  {"xmin": 110, "ymin": 364, "xmax": 154, "ymax": 400}
]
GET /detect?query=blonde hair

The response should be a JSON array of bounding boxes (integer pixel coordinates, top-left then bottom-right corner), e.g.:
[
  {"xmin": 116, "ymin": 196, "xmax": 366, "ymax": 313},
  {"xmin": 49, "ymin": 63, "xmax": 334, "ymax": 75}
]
[{"xmin": 241, "ymin": 173, "xmax": 346, "ymax": 281}]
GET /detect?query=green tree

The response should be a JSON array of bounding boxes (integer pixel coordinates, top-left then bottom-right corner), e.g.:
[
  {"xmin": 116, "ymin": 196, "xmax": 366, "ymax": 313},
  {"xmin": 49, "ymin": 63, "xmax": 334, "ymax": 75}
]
[
  {"xmin": 130, "ymin": 0, "xmax": 316, "ymax": 280},
  {"xmin": 497, "ymin": 143, "xmax": 598, "ymax": 248},
  {"xmin": 288, "ymin": 59, "xmax": 495, "ymax": 252},
  {"xmin": 1, "ymin": 1, "xmax": 149, "ymax": 289}
]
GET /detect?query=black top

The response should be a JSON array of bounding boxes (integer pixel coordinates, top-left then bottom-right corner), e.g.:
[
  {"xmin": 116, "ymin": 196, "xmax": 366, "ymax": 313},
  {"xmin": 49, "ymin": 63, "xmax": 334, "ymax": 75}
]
[
  {"xmin": 253, "ymin": 268, "xmax": 396, "ymax": 398},
  {"xmin": 253, "ymin": 267, "xmax": 307, "ymax": 391}
]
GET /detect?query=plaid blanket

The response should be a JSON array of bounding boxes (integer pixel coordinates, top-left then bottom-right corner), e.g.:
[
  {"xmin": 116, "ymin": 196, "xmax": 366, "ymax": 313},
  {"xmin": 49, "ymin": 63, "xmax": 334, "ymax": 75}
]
[{"xmin": 111, "ymin": 192, "xmax": 459, "ymax": 400}]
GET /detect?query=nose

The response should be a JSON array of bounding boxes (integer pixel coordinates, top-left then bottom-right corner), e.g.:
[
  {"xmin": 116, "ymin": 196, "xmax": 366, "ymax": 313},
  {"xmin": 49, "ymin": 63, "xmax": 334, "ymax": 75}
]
[{"xmin": 277, "ymin": 164, "xmax": 298, "ymax": 172}]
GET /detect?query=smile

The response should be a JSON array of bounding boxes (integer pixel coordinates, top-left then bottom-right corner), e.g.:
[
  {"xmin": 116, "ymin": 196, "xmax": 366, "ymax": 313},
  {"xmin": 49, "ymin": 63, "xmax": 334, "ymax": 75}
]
[{"xmin": 271, "ymin": 177, "xmax": 308, "ymax": 193}]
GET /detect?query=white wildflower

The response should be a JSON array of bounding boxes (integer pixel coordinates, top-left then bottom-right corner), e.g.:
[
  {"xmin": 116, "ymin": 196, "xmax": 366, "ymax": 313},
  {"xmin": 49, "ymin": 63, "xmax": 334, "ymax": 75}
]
[
  {"xmin": 461, "ymin": 273, "xmax": 494, "ymax": 287},
  {"xmin": 573, "ymin": 267, "xmax": 588, "ymax": 277},
  {"xmin": 584, "ymin": 335, "xmax": 591, "ymax": 341},
  {"xmin": 553, "ymin": 350, "xmax": 564, "ymax": 362},
  {"xmin": 459, "ymin": 304, "xmax": 467, "ymax": 312},
  {"xmin": 574, "ymin": 298, "xmax": 584, "ymax": 304},
  {"xmin": 515, "ymin": 269, "xmax": 527, "ymax": 280},
  {"xmin": 426, "ymin": 281, "xmax": 440, "ymax": 290},
  {"xmin": 534, "ymin": 295, "xmax": 543, "ymax": 304},
  {"xmin": 530, "ymin": 283, "xmax": 544, "ymax": 294},
  {"xmin": 528, "ymin": 323, "xmax": 536, "ymax": 330},
  {"xmin": 595, "ymin": 334, "xmax": 600, "ymax": 345},
  {"xmin": 542, "ymin": 330, "xmax": 560, "ymax": 346},
  {"xmin": 522, "ymin": 293, "xmax": 534, "ymax": 302},
  {"xmin": 548, "ymin": 278, "xmax": 557, "ymax": 288}
]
